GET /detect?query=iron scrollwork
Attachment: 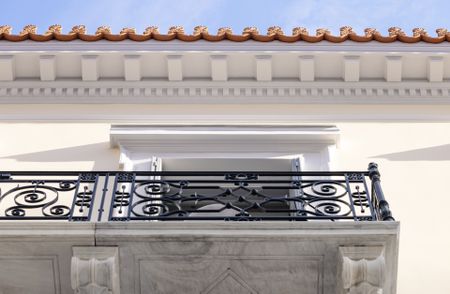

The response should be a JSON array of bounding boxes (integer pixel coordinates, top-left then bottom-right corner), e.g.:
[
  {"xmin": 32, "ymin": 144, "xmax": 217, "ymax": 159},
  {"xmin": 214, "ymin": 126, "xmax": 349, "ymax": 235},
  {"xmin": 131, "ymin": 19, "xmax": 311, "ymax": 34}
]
[
  {"xmin": 0, "ymin": 166, "xmax": 393, "ymax": 222},
  {"xmin": 2, "ymin": 180, "xmax": 74, "ymax": 218},
  {"xmin": 109, "ymin": 171, "xmax": 378, "ymax": 221},
  {"xmin": 0, "ymin": 173, "xmax": 98, "ymax": 220}
]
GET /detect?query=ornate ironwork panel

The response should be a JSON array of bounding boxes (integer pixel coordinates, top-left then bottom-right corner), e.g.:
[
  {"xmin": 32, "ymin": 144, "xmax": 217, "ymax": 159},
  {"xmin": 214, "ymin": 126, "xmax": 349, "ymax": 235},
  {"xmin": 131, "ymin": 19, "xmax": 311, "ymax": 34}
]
[
  {"xmin": 108, "ymin": 171, "xmax": 378, "ymax": 221},
  {"xmin": 0, "ymin": 173, "xmax": 99, "ymax": 220},
  {"xmin": 0, "ymin": 165, "xmax": 393, "ymax": 222}
]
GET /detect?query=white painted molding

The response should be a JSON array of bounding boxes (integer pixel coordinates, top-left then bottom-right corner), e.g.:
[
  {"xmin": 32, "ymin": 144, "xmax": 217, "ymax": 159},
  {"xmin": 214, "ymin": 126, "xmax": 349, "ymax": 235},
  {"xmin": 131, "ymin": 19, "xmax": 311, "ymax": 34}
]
[
  {"xmin": 0, "ymin": 48, "xmax": 448, "ymax": 107},
  {"xmin": 255, "ymin": 55, "xmax": 272, "ymax": 81},
  {"xmin": 81, "ymin": 55, "xmax": 99, "ymax": 81},
  {"xmin": 0, "ymin": 80, "xmax": 449, "ymax": 104},
  {"xmin": 385, "ymin": 56, "xmax": 402, "ymax": 82},
  {"xmin": 210, "ymin": 55, "xmax": 228, "ymax": 81},
  {"xmin": 167, "ymin": 55, "xmax": 183, "ymax": 81},
  {"xmin": 299, "ymin": 55, "xmax": 315, "ymax": 82},
  {"xmin": 110, "ymin": 125, "xmax": 340, "ymax": 158},
  {"xmin": 427, "ymin": 56, "xmax": 444, "ymax": 82},
  {"xmin": 123, "ymin": 55, "xmax": 141, "ymax": 81},
  {"xmin": 343, "ymin": 56, "xmax": 360, "ymax": 82},
  {"xmin": 71, "ymin": 246, "xmax": 120, "ymax": 294},
  {"xmin": 339, "ymin": 246, "xmax": 385, "ymax": 294},
  {"xmin": 118, "ymin": 147, "xmax": 133, "ymax": 171},
  {"xmin": 0, "ymin": 55, "xmax": 15, "ymax": 81},
  {"xmin": 39, "ymin": 55, "xmax": 56, "ymax": 81}
]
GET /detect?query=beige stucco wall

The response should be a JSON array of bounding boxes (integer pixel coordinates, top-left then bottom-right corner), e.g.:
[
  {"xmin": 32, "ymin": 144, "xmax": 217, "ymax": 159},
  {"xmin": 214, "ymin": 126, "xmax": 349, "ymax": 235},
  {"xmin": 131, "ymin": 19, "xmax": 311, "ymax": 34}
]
[
  {"xmin": 0, "ymin": 122, "xmax": 449, "ymax": 293},
  {"xmin": 0, "ymin": 123, "xmax": 119, "ymax": 170}
]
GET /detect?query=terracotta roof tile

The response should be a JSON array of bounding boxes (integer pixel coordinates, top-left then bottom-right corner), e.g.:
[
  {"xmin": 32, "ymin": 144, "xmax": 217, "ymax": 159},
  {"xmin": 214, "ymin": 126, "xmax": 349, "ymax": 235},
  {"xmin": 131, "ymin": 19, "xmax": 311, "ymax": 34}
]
[{"xmin": 0, "ymin": 25, "xmax": 449, "ymax": 43}]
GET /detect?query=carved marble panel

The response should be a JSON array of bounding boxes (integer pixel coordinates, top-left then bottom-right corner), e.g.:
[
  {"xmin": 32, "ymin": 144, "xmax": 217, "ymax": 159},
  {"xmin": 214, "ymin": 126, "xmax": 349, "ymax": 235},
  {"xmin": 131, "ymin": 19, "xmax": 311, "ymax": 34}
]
[{"xmin": 136, "ymin": 255, "xmax": 322, "ymax": 294}]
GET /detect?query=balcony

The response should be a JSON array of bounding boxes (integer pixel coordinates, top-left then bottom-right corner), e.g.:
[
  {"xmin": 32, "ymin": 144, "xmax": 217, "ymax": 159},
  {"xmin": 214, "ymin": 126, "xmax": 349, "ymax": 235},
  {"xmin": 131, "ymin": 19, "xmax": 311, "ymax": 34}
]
[
  {"xmin": 0, "ymin": 163, "xmax": 393, "ymax": 222},
  {"xmin": 0, "ymin": 163, "xmax": 399, "ymax": 294}
]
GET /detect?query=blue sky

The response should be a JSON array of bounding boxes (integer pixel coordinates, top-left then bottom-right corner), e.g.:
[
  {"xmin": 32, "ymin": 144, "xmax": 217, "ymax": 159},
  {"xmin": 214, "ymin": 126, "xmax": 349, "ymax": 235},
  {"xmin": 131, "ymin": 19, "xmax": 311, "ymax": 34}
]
[{"xmin": 2, "ymin": 0, "xmax": 450, "ymax": 35}]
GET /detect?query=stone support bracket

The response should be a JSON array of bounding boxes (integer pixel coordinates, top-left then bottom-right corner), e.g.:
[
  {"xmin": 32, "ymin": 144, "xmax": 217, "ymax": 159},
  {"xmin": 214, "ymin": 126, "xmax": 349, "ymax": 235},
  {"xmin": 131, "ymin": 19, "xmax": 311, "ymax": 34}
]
[
  {"xmin": 339, "ymin": 246, "xmax": 385, "ymax": 294},
  {"xmin": 71, "ymin": 246, "xmax": 120, "ymax": 294}
]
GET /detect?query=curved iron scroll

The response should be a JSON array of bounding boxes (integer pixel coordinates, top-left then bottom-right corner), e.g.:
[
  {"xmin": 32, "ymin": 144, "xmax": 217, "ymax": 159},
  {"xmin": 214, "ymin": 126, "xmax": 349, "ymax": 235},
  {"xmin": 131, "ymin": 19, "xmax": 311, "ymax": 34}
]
[{"xmin": 0, "ymin": 174, "xmax": 98, "ymax": 220}]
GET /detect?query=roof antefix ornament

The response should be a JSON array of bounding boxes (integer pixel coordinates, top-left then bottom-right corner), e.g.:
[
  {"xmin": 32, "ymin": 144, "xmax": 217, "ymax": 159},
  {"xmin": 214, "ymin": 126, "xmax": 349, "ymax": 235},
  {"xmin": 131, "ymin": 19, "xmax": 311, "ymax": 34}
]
[{"xmin": 0, "ymin": 24, "xmax": 449, "ymax": 43}]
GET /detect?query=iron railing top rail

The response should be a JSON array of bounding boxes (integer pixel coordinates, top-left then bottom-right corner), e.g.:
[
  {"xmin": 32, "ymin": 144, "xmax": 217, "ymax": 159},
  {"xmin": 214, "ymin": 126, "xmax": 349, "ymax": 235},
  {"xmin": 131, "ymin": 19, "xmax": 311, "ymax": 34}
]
[{"xmin": 0, "ymin": 170, "xmax": 370, "ymax": 176}]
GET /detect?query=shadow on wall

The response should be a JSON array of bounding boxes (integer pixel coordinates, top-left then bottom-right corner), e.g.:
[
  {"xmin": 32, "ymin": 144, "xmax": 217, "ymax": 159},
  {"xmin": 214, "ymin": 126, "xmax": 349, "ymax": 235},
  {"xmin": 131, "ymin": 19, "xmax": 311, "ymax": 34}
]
[
  {"xmin": 372, "ymin": 144, "xmax": 450, "ymax": 161},
  {"xmin": 0, "ymin": 142, "xmax": 120, "ymax": 170}
]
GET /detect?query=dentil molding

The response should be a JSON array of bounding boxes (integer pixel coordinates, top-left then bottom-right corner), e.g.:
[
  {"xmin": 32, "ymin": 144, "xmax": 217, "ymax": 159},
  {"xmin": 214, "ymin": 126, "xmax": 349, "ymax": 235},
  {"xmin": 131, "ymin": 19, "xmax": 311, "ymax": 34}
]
[{"xmin": 0, "ymin": 80, "xmax": 450, "ymax": 104}]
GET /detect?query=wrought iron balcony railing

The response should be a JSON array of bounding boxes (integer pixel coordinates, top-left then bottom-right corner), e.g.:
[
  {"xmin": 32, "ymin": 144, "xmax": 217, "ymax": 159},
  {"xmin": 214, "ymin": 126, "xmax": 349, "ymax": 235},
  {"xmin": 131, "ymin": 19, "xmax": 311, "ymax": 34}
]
[{"xmin": 0, "ymin": 163, "xmax": 394, "ymax": 222}]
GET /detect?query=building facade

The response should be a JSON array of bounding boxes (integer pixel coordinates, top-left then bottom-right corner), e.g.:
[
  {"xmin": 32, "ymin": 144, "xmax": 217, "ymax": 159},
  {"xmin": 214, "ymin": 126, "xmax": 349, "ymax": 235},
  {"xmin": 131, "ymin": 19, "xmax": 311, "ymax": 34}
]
[{"xmin": 0, "ymin": 25, "xmax": 449, "ymax": 293}]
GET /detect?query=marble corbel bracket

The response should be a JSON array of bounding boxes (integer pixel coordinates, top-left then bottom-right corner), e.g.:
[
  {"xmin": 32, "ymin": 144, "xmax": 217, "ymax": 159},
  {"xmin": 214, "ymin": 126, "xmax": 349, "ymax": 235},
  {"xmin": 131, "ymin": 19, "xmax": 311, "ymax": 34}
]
[
  {"xmin": 71, "ymin": 247, "xmax": 120, "ymax": 294},
  {"xmin": 339, "ymin": 246, "xmax": 385, "ymax": 294}
]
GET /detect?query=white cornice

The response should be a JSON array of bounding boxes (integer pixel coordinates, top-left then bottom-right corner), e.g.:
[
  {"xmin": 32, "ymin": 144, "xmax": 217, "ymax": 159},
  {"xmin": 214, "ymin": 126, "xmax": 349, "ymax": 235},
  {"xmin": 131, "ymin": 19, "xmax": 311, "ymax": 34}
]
[{"xmin": 0, "ymin": 80, "xmax": 449, "ymax": 104}]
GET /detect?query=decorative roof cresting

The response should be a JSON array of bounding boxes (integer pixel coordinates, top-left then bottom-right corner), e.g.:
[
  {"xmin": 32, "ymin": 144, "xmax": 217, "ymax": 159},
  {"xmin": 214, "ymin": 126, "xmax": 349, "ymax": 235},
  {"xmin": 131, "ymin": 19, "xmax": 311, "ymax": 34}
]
[{"xmin": 0, "ymin": 25, "xmax": 449, "ymax": 43}]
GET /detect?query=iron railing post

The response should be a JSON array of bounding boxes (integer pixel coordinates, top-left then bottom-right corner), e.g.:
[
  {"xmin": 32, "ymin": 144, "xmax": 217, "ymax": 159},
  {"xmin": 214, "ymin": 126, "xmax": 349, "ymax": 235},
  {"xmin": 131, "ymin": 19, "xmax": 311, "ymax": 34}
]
[{"xmin": 368, "ymin": 162, "xmax": 395, "ymax": 221}]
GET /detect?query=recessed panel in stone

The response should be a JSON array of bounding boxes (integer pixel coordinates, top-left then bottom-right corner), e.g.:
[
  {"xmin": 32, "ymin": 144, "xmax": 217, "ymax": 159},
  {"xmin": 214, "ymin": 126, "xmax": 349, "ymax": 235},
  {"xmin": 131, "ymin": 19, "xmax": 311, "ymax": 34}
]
[
  {"xmin": 0, "ymin": 256, "xmax": 58, "ymax": 294},
  {"xmin": 138, "ymin": 255, "xmax": 322, "ymax": 294}
]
